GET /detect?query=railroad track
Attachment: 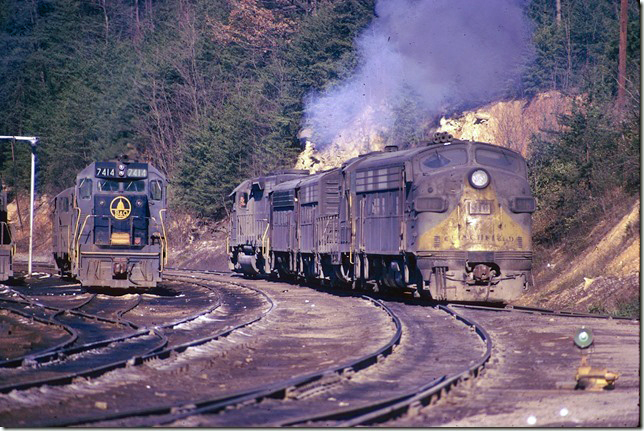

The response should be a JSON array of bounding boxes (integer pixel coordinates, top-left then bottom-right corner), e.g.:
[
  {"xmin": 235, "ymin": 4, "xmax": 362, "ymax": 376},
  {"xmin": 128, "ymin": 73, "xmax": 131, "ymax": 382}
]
[
  {"xmin": 0, "ymin": 267, "xmax": 638, "ymax": 427},
  {"xmin": 0, "ymin": 269, "xmax": 400, "ymax": 427},
  {"xmin": 64, "ymin": 292, "xmax": 402, "ymax": 427},
  {"xmin": 0, "ymin": 274, "xmax": 233, "ymax": 394},
  {"xmin": 47, "ymin": 271, "xmax": 489, "ymax": 427},
  {"xmin": 0, "ymin": 271, "xmax": 275, "ymax": 426}
]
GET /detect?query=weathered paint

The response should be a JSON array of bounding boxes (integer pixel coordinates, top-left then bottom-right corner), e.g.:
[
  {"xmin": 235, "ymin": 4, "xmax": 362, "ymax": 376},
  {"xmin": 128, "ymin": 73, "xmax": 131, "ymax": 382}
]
[{"xmin": 418, "ymin": 182, "xmax": 531, "ymax": 252}]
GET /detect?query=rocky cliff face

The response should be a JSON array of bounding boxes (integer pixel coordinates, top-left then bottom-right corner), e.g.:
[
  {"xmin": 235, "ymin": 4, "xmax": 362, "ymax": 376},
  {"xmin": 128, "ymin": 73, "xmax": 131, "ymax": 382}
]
[
  {"xmin": 437, "ymin": 91, "xmax": 571, "ymax": 157},
  {"xmin": 295, "ymin": 91, "xmax": 572, "ymax": 172}
]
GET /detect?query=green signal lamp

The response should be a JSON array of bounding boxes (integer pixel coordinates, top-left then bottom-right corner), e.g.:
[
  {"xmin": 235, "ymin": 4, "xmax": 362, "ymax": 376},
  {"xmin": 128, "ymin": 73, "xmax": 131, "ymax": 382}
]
[{"xmin": 573, "ymin": 327, "xmax": 594, "ymax": 349}]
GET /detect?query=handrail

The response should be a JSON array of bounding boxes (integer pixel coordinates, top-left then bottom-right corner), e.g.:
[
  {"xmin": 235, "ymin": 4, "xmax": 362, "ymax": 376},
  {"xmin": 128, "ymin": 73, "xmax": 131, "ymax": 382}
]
[
  {"xmin": 71, "ymin": 206, "xmax": 82, "ymax": 262},
  {"xmin": 75, "ymin": 214, "xmax": 92, "ymax": 268},
  {"xmin": 72, "ymin": 211, "xmax": 167, "ymax": 269},
  {"xmin": 261, "ymin": 222, "xmax": 270, "ymax": 256},
  {"xmin": 159, "ymin": 209, "xmax": 168, "ymax": 269}
]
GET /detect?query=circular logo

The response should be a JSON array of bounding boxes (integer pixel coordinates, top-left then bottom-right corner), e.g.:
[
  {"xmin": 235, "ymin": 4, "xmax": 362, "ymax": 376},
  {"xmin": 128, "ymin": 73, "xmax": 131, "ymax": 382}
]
[{"xmin": 110, "ymin": 196, "xmax": 132, "ymax": 220}]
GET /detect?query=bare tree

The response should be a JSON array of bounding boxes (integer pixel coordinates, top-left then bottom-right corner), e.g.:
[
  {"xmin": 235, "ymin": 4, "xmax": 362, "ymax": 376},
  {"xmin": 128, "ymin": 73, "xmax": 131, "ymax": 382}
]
[{"xmin": 617, "ymin": 0, "xmax": 628, "ymax": 115}]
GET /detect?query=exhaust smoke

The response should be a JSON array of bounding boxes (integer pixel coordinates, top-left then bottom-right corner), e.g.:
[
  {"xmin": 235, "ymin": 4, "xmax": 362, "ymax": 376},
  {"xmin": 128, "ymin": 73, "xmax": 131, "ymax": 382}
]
[{"xmin": 299, "ymin": 0, "xmax": 532, "ymax": 171}]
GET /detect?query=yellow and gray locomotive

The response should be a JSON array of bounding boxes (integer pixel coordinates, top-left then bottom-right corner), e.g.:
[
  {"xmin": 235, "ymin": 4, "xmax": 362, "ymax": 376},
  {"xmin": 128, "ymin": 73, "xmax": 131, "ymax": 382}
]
[
  {"xmin": 229, "ymin": 137, "xmax": 535, "ymax": 302},
  {"xmin": 53, "ymin": 158, "xmax": 168, "ymax": 288}
]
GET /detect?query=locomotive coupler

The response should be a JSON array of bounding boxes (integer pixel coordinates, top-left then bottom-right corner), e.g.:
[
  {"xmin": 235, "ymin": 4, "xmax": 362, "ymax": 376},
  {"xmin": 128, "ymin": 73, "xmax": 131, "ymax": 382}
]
[
  {"xmin": 113, "ymin": 257, "xmax": 128, "ymax": 279},
  {"xmin": 473, "ymin": 264, "xmax": 495, "ymax": 281},
  {"xmin": 465, "ymin": 262, "xmax": 497, "ymax": 285}
]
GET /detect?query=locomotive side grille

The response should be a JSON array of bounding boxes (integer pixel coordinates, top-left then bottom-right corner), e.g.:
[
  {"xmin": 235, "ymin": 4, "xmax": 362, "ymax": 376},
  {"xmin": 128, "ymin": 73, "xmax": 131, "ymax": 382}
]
[
  {"xmin": 355, "ymin": 166, "xmax": 402, "ymax": 193},
  {"xmin": 273, "ymin": 190, "xmax": 295, "ymax": 208},
  {"xmin": 300, "ymin": 184, "xmax": 319, "ymax": 204},
  {"xmin": 323, "ymin": 181, "xmax": 340, "ymax": 215},
  {"xmin": 434, "ymin": 235, "xmax": 441, "ymax": 248}
]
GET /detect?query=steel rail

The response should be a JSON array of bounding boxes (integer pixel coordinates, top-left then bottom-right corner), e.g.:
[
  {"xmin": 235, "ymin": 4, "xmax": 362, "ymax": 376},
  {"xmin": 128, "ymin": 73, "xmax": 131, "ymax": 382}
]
[
  {"xmin": 0, "ymin": 293, "xmax": 141, "ymax": 369},
  {"xmin": 0, "ymin": 305, "xmax": 79, "ymax": 367},
  {"xmin": 283, "ymin": 300, "xmax": 636, "ymax": 427},
  {"xmin": 442, "ymin": 303, "xmax": 638, "ymax": 321},
  {"xmin": 53, "ymin": 291, "xmax": 401, "ymax": 427},
  {"xmin": 0, "ymin": 279, "xmax": 225, "ymax": 393},
  {"xmin": 274, "ymin": 304, "xmax": 491, "ymax": 427},
  {"xmin": 41, "ymin": 275, "xmax": 278, "ymax": 427}
]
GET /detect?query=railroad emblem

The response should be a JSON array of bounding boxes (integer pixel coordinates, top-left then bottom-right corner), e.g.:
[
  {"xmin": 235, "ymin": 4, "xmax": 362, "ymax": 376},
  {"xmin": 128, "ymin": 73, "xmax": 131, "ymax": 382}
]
[{"xmin": 110, "ymin": 196, "xmax": 132, "ymax": 220}]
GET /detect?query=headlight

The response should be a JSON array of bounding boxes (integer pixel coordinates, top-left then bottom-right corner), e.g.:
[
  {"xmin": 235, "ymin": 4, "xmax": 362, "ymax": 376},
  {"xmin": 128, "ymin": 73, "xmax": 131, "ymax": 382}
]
[{"xmin": 469, "ymin": 169, "xmax": 490, "ymax": 189}]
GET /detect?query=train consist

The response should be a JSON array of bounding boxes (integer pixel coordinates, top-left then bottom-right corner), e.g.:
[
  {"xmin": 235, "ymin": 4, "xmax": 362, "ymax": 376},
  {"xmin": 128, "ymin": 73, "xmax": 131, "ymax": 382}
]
[
  {"xmin": 228, "ymin": 136, "xmax": 535, "ymax": 302},
  {"xmin": 52, "ymin": 158, "xmax": 168, "ymax": 288}
]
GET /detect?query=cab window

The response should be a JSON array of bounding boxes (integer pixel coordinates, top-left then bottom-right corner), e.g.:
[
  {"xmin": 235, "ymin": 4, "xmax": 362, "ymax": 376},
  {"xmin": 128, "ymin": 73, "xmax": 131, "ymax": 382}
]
[
  {"xmin": 79, "ymin": 179, "xmax": 92, "ymax": 199},
  {"xmin": 420, "ymin": 148, "xmax": 468, "ymax": 171},
  {"xmin": 475, "ymin": 148, "xmax": 522, "ymax": 173},
  {"xmin": 97, "ymin": 179, "xmax": 120, "ymax": 192},
  {"xmin": 125, "ymin": 180, "xmax": 145, "ymax": 192},
  {"xmin": 149, "ymin": 180, "xmax": 163, "ymax": 201}
]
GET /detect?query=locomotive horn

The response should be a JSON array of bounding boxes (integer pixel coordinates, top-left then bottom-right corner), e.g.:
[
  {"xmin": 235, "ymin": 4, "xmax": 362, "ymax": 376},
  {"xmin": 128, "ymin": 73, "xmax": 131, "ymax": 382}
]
[{"xmin": 431, "ymin": 132, "xmax": 453, "ymax": 144}]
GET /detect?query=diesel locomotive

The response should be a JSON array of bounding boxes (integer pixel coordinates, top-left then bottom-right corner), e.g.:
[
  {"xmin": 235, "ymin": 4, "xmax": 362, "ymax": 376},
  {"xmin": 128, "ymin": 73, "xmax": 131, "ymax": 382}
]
[
  {"xmin": 52, "ymin": 158, "xmax": 168, "ymax": 288},
  {"xmin": 228, "ymin": 136, "xmax": 535, "ymax": 302}
]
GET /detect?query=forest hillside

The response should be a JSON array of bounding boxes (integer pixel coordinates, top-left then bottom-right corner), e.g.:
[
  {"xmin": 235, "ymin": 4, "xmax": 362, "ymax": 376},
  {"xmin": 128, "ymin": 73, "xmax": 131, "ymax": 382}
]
[{"xmin": 0, "ymin": 0, "xmax": 640, "ymax": 314}]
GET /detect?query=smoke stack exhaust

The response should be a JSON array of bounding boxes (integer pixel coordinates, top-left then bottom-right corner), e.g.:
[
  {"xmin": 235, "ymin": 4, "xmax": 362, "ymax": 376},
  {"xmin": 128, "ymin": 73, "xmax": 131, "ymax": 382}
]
[{"xmin": 303, "ymin": 0, "xmax": 531, "ymax": 151}]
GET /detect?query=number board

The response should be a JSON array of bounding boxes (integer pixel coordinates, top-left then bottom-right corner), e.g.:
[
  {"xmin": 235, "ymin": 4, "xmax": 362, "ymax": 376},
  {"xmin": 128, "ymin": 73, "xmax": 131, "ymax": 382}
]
[
  {"xmin": 468, "ymin": 200, "xmax": 493, "ymax": 215},
  {"xmin": 94, "ymin": 162, "xmax": 148, "ymax": 179},
  {"xmin": 95, "ymin": 162, "xmax": 117, "ymax": 178},
  {"xmin": 125, "ymin": 163, "xmax": 148, "ymax": 179}
]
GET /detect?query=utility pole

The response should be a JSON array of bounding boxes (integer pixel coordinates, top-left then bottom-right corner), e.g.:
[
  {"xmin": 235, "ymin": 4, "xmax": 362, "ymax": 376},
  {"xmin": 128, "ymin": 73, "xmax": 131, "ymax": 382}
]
[{"xmin": 0, "ymin": 136, "xmax": 38, "ymax": 277}]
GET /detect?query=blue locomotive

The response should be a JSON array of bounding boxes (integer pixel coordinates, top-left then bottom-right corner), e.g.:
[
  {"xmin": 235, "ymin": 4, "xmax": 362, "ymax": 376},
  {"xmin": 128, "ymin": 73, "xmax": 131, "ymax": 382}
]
[{"xmin": 52, "ymin": 158, "xmax": 168, "ymax": 288}]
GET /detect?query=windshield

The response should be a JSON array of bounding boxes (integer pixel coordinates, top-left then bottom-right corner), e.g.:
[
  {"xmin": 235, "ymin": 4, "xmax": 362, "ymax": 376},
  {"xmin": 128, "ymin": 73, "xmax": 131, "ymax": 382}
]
[
  {"xmin": 97, "ymin": 179, "xmax": 120, "ymax": 192},
  {"xmin": 124, "ymin": 180, "xmax": 145, "ymax": 192},
  {"xmin": 78, "ymin": 179, "xmax": 92, "ymax": 199},
  {"xmin": 420, "ymin": 147, "xmax": 468, "ymax": 171},
  {"xmin": 475, "ymin": 148, "xmax": 523, "ymax": 173}
]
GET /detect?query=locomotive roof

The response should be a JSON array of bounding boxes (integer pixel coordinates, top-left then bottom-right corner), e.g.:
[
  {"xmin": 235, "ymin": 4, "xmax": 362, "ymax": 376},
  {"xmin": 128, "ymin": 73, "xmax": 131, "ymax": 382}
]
[
  {"xmin": 296, "ymin": 167, "xmax": 340, "ymax": 188},
  {"xmin": 271, "ymin": 177, "xmax": 303, "ymax": 192},
  {"xmin": 231, "ymin": 140, "xmax": 524, "ymax": 196},
  {"xmin": 54, "ymin": 186, "xmax": 75, "ymax": 199},
  {"xmin": 341, "ymin": 145, "xmax": 429, "ymax": 172},
  {"xmin": 343, "ymin": 140, "xmax": 524, "ymax": 172},
  {"xmin": 75, "ymin": 160, "xmax": 164, "ymax": 181},
  {"xmin": 230, "ymin": 170, "xmax": 310, "ymax": 196}
]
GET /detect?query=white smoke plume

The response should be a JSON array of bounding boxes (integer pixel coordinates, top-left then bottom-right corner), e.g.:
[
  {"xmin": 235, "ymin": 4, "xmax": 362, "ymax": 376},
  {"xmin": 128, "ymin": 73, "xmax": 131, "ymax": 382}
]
[{"xmin": 303, "ymin": 0, "xmax": 532, "ymax": 155}]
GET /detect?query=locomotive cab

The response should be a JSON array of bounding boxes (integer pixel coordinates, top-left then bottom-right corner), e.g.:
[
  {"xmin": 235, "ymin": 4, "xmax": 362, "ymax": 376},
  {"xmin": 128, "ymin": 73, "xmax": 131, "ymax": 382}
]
[{"xmin": 408, "ymin": 141, "xmax": 535, "ymax": 302}]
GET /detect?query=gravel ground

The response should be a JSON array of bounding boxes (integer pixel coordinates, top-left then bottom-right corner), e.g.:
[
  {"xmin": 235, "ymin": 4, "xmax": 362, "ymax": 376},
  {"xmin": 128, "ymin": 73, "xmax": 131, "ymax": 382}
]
[{"xmin": 393, "ymin": 308, "xmax": 640, "ymax": 427}]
